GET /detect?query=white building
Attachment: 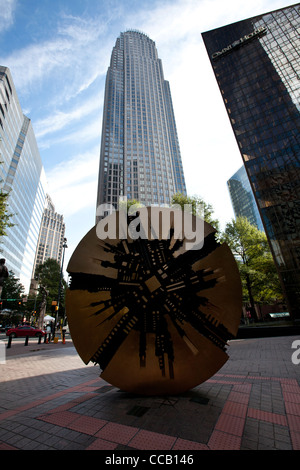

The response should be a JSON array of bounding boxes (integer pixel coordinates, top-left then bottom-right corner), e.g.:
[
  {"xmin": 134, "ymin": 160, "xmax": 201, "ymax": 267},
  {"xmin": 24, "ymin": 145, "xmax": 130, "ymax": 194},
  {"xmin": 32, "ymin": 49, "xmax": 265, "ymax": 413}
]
[{"xmin": 31, "ymin": 194, "xmax": 66, "ymax": 281}]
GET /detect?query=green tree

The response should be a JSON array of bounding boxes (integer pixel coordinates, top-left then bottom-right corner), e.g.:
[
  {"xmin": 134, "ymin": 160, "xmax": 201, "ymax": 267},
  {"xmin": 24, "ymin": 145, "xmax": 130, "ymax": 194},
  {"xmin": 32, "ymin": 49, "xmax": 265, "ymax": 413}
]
[
  {"xmin": 34, "ymin": 259, "xmax": 67, "ymax": 315},
  {"xmin": 0, "ymin": 162, "xmax": 14, "ymax": 242},
  {"xmin": 119, "ymin": 198, "xmax": 144, "ymax": 212},
  {"xmin": 1, "ymin": 271, "xmax": 25, "ymax": 312},
  {"xmin": 220, "ymin": 216, "xmax": 283, "ymax": 319},
  {"xmin": 171, "ymin": 192, "xmax": 220, "ymax": 232}
]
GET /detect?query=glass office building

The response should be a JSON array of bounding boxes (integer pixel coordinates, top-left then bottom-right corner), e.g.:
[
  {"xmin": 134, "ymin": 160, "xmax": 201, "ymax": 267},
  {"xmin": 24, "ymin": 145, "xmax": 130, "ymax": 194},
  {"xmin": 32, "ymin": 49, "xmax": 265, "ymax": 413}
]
[
  {"xmin": 96, "ymin": 30, "xmax": 186, "ymax": 212},
  {"xmin": 0, "ymin": 66, "xmax": 47, "ymax": 293},
  {"xmin": 202, "ymin": 5, "xmax": 300, "ymax": 319},
  {"xmin": 227, "ymin": 166, "xmax": 264, "ymax": 231}
]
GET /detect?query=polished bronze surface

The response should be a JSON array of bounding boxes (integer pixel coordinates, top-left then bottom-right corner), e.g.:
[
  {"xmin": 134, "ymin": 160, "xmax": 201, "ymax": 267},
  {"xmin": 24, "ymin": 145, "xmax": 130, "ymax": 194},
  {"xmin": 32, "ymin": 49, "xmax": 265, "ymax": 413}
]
[{"xmin": 66, "ymin": 207, "xmax": 242, "ymax": 395}]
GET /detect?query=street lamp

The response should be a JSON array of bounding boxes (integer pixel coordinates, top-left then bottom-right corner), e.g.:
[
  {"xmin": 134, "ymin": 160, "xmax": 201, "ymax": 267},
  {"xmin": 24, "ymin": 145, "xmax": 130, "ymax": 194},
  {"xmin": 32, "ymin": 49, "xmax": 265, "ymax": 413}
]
[{"xmin": 56, "ymin": 237, "xmax": 67, "ymax": 326}]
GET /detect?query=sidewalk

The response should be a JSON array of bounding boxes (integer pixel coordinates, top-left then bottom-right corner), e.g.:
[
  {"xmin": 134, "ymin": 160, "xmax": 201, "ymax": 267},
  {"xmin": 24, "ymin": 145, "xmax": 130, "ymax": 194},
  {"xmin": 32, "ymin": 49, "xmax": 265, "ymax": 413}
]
[
  {"xmin": 0, "ymin": 334, "xmax": 299, "ymax": 453},
  {"xmin": 1, "ymin": 333, "xmax": 73, "ymax": 357}
]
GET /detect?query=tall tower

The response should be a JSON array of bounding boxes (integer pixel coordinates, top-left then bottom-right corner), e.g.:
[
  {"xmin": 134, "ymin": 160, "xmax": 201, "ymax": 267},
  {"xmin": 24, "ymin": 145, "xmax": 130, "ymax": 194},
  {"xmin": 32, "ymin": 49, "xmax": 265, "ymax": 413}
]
[
  {"xmin": 96, "ymin": 30, "xmax": 186, "ymax": 212},
  {"xmin": 202, "ymin": 5, "xmax": 300, "ymax": 319},
  {"xmin": 31, "ymin": 194, "xmax": 66, "ymax": 280},
  {"xmin": 227, "ymin": 166, "xmax": 264, "ymax": 232}
]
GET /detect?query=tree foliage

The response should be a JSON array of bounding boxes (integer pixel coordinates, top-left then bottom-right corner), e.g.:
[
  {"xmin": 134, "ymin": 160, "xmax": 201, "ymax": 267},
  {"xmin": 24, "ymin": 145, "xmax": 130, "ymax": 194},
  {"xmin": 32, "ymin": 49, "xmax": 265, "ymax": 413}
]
[
  {"xmin": 171, "ymin": 193, "xmax": 220, "ymax": 232},
  {"xmin": 0, "ymin": 270, "xmax": 27, "ymax": 326},
  {"xmin": 0, "ymin": 162, "xmax": 14, "ymax": 240},
  {"xmin": 119, "ymin": 198, "xmax": 144, "ymax": 211},
  {"xmin": 34, "ymin": 258, "xmax": 67, "ymax": 314},
  {"xmin": 170, "ymin": 196, "xmax": 283, "ymax": 313},
  {"xmin": 220, "ymin": 216, "xmax": 283, "ymax": 313},
  {"xmin": 0, "ymin": 270, "xmax": 25, "ymax": 311}
]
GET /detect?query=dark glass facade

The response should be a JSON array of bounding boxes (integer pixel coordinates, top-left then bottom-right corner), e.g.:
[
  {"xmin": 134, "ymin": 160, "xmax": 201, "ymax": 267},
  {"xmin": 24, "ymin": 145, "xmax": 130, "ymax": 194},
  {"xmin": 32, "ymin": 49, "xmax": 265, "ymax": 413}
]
[
  {"xmin": 202, "ymin": 4, "xmax": 300, "ymax": 319},
  {"xmin": 227, "ymin": 166, "xmax": 264, "ymax": 232}
]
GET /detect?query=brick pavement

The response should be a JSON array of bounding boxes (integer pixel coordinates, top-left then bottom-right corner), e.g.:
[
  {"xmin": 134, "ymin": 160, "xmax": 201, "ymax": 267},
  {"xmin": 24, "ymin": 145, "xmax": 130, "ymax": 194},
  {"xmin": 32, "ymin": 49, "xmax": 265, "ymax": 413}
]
[{"xmin": 0, "ymin": 334, "xmax": 299, "ymax": 453}]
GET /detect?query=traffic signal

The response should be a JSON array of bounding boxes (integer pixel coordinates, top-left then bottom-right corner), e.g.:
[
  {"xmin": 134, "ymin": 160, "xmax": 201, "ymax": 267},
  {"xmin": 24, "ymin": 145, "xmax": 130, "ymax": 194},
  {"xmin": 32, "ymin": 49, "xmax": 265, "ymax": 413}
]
[{"xmin": 51, "ymin": 301, "xmax": 57, "ymax": 314}]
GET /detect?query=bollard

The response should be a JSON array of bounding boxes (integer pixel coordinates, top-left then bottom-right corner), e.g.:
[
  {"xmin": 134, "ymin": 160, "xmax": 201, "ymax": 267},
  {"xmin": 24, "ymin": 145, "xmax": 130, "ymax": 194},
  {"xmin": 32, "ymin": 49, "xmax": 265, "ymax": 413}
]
[
  {"xmin": 38, "ymin": 335, "xmax": 42, "ymax": 344},
  {"xmin": 24, "ymin": 336, "xmax": 29, "ymax": 346},
  {"xmin": 7, "ymin": 335, "xmax": 12, "ymax": 349}
]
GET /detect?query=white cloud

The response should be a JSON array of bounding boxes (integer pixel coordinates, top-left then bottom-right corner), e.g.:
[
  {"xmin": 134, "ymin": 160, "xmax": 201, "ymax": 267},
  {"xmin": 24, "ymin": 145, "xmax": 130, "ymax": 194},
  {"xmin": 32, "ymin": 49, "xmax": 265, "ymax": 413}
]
[
  {"xmin": 0, "ymin": 12, "xmax": 110, "ymax": 101},
  {"xmin": 46, "ymin": 148, "xmax": 99, "ymax": 218},
  {"xmin": 39, "ymin": 116, "xmax": 102, "ymax": 150},
  {"xmin": 0, "ymin": 0, "xmax": 17, "ymax": 32},
  {"xmin": 4, "ymin": 38, "xmax": 73, "ymax": 88},
  {"xmin": 35, "ymin": 96, "xmax": 102, "ymax": 138}
]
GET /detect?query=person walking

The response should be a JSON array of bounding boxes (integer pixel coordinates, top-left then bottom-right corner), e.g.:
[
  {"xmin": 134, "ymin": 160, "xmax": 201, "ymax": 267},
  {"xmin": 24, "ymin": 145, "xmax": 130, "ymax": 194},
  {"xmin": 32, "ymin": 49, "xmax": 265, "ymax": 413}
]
[
  {"xmin": 46, "ymin": 323, "xmax": 51, "ymax": 343},
  {"xmin": 51, "ymin": 321, "xmax": 55, "ymax": 340},
  {"xmin": 0, "ymin": 259, "xmax": 8, "ymax": 298}
]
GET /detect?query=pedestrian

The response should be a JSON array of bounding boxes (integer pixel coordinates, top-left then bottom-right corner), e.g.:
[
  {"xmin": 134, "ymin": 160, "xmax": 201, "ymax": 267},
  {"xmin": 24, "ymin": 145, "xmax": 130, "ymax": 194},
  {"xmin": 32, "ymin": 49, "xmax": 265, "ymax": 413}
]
[
  {"xmin": 46, "ymin": 323, "xmax": 51, "ymax": 342},
  {"xmin": 51, "ymin": 321, "xmax": 55, "ymax": 340},
  {"xmin": 0, "ymin": 259, "xmax": 8, "ymax": 298},
  {"xmin": 62, "ymin": 327, "xmax": 66, "ymax": 343}
]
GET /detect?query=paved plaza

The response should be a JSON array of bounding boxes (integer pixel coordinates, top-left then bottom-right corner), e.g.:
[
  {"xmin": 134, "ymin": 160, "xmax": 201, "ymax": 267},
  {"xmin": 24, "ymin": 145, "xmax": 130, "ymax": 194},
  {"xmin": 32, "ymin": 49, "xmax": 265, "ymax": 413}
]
[{"xmin": 0, "ymin": 333, "xmax": 299, "ymax": 455}]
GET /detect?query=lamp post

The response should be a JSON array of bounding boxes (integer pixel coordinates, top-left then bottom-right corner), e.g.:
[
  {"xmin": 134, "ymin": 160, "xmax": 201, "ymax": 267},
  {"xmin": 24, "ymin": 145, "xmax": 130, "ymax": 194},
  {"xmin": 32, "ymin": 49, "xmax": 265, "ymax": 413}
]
[{"xmin": 56, "ymin": 237, "xmax": 67, "ymax": 326}]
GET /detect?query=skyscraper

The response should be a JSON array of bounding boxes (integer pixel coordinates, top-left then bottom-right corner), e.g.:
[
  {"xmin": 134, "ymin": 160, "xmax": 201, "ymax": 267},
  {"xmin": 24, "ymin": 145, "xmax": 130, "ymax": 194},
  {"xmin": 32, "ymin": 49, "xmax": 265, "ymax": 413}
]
[
  {"xmin": 227, "ymin": 166, "xmax": 264, "ymax": 231},
  {"xmin": 31, "ymin": 194, "xmax": 66, "ymax": 280},
  {"xmin": 0, "ymin": 66, "xmax": 47, "ymax": 292},
  {"xmin": 96, "ymin": 30, "xmax": 186, "ymax": 212},
  {"xmin": 202, "ymin": 5, "xmax": 300, "ymax": 319}
]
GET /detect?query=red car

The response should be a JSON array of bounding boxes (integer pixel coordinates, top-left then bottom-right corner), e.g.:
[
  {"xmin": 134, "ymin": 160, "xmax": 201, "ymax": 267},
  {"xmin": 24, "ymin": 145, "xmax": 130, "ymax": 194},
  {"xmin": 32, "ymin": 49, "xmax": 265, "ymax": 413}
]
[{"xmin": 6, "ymin": 325, "xmax": 46, "ymax": 338}]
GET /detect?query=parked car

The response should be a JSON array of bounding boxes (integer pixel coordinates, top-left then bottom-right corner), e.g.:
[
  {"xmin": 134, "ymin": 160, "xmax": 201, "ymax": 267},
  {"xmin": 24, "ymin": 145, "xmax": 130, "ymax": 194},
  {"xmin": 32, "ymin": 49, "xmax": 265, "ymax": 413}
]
[{"xmin": 6, "ymin": 325, "xmax": 46, "ymax": 338}]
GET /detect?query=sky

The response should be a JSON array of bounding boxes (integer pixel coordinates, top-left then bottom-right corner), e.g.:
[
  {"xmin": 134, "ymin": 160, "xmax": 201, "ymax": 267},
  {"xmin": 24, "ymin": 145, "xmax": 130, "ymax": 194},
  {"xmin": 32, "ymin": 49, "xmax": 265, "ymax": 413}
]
[{"xmin": 0, "ymin": 0, "xmax": 294, "ymax": 273}]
